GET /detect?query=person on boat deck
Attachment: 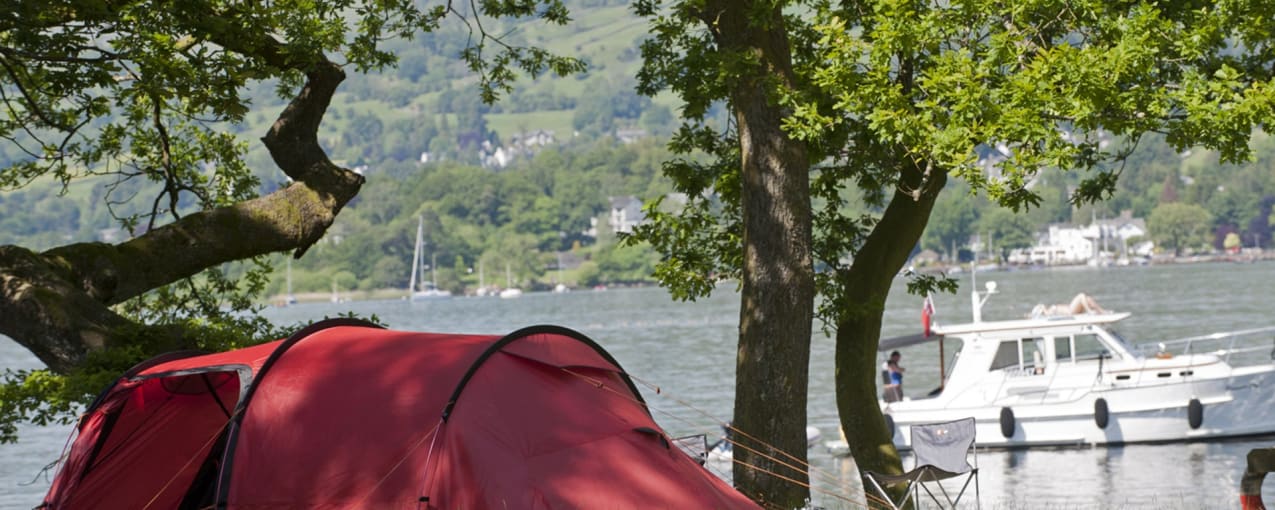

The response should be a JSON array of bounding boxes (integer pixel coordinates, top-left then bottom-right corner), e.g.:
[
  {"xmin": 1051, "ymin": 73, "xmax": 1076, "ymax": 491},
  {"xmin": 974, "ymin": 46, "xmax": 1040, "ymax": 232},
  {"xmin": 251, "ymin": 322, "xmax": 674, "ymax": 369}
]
[
  {"xmin": 1031, "ymin": 292, "xmax": 1108, "ymax": 317},
  {"xmin": 1069, "ymin": 292, "xmax": 1107, "ymax": 314},
  {"xmin": 882, "ymin": 351, "xmax": 905, "ymax": 402}
]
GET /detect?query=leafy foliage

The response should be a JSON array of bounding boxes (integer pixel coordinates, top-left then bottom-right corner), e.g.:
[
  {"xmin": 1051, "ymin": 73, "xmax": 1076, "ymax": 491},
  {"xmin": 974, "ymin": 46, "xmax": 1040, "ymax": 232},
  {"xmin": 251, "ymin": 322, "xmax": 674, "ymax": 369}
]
[
  {"xmin": 631, "ymin": 0, "xmax": 1275, "ymax": 323},
  {"xmin": 977, "ymin": 207, "xmax": 1037, "ymax": 260},
  {"xmin": 1149, "ymin": 202, "xmax": 1214, "ymax": 256}
]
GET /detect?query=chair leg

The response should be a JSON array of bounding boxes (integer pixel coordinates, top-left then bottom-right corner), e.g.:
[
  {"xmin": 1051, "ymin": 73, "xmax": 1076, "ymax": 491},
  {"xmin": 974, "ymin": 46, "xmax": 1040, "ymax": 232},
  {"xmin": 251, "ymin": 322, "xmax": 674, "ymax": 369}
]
[
  {"xmin": 975, "ymin": 472, "xmax": 981, "ymax": 510},
  {"xmin": 864, "ymin": 477, "xmax": 903, "ymax": 510},
  {"xmin": 937, "ymin": 478, "xmax": 956, "ymax": 507},
  {"xmin": 917, "ymin": 480, "xmax": 946, "ymax": 509},
  {"xmin": 950, "ymin": 473, "xmax": 975, "ymax": 507},
  {"xmin": 921, "ymin": 477, "xmax": 978, "ymax": 510}
]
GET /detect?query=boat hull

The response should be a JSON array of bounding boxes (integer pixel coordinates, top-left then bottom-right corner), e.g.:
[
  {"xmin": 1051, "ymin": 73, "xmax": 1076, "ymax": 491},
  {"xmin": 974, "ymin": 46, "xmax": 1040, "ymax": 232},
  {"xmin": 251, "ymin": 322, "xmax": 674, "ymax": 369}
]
[
  {"xmin": 410, "ymin": 290, "xmax": 452, "ymax": 301},
  {"xmin": 885, "ymin": 366, "xmax": 1275, "ymax": 449}
]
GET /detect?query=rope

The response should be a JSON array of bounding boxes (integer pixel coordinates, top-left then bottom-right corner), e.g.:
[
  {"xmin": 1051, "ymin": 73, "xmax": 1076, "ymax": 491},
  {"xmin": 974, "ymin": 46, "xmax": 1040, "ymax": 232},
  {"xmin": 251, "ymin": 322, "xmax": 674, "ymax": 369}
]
[
  {"xmin": 355, "ymin": 419, "xmax": 443, "ymax": 507},
  {"xmin": 624, "ymin": 372, "xmax": 855, "ymax": 493},
  {"xmin": 724, "ymin": 454, "xmax": 877, "ymax": 509},
  {"xmin": 140, "ymin": 411, "xmax": 442, "ymax": 510},
  {"xmin": 415, "ymin": 420, "xmax": 447, "ymax": 510},
  {"xmin": 558, "ymin": 368, "xmax": 877, "ymax": 507},
  {"xmin": 27, "ymin": 423, "xmax": 79, "ymax": 488},
  {"xmin": 141, "ymin": 410, "xmax": 238, "ymax": 510},
  {"xmin": 90, "ymin": 391, "xmax": 182, "ymax": 470},
  {"xmin": 567, "ymin": 368, "xmax": 838, "ymax": 486},
  {"xmin": 627, "ymin": 373, "xmax": 814, "ymax": 468}
]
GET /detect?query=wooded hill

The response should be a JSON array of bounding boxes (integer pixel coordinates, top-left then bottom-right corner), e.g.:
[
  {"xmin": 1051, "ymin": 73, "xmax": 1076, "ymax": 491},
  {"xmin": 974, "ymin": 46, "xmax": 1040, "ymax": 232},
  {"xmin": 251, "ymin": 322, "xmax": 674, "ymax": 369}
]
[{"xmin": 1, "ymin": 2, "xmax": 1271, "ymax": 297}]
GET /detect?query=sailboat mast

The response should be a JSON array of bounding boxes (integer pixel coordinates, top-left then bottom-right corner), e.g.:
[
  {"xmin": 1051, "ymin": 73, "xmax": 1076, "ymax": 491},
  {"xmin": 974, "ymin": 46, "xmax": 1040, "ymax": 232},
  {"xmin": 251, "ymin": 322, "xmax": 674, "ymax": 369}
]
[{"xmin": 409, "ymin": 216, "xmax": 423, "ymax": 293}]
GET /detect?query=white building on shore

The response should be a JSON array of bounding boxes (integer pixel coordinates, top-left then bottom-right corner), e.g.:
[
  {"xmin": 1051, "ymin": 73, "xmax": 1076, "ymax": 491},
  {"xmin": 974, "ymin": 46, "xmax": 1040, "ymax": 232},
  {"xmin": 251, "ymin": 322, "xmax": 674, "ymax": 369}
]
[{"xmin": 1008, "ymin": 211, "xmax": 1152, "ymax": 266}]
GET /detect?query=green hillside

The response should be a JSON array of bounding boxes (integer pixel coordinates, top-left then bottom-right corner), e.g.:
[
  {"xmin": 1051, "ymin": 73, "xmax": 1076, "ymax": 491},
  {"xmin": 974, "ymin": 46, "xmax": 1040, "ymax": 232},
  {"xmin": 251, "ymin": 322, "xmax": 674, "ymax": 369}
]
[{"xmin": 1, "ymin": 2, "xmax": 1273, "ymax": 299}]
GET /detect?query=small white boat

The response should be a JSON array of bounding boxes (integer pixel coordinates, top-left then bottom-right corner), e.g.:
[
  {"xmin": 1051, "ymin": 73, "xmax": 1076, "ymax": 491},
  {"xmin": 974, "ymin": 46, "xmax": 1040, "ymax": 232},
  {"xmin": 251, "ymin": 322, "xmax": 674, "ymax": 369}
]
[
  {"xmin": 413, "ymin": 287, "xmax": 452, "ymax": 300},
  {"xmin": 708, "ymin": 426, "xmax": 821, "ymax": 464},
  {"xmin": 499, "ymin": 263, "xmax": 522, "ymax": 299},
  {"xmin": 829, "ymin": 282, "xmax": 1275, "ymax": 452}
]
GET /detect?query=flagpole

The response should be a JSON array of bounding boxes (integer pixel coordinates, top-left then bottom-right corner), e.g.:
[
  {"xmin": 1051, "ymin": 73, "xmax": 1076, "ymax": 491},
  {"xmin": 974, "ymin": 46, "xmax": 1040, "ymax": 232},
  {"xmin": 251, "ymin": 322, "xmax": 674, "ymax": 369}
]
[
  {"xmin": 939, "ymin": 336, "xmax": 946, "ymax": 390},
  {"xmin": 924, "ymin": 293, "xmax": 945, "ymax": 390}
]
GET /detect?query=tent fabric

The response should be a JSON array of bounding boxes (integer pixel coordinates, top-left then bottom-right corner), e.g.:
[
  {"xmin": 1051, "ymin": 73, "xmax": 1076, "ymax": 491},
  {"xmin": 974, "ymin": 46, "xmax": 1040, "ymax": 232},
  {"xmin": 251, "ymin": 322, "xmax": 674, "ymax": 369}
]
[
  {"xmin": 45, "ymin": 371, "xmax": 242, "ymax": 509},
  {"xmin": 42, "ymin": 321, "xmax": 759, "ymax": 510},
  {"xmin": 135, "ymin": 341, "xmax": 279, "ymax": 377}
]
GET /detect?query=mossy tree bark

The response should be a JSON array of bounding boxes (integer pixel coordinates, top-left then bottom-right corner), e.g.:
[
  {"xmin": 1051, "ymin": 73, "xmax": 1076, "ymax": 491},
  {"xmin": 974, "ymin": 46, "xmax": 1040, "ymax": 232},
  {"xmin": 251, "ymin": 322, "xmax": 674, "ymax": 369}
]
[
  {"xmin": 0, "ymin": 46, "xmax": 362, "ymax": 374},
  {"xmin": 836, "ymin": 160, "xmax": 946, "ymax": 507},
  {"xmin": 706, "ymin": 2, "xmax": 816, "ymax": 507}
]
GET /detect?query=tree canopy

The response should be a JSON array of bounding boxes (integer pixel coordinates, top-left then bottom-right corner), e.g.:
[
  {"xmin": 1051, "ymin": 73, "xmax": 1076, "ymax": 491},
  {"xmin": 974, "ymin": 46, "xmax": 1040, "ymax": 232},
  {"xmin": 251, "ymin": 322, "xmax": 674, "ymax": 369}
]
[{"xmin": 1150, "ymin": 202, "xmax": 1214, "ymax": 256}]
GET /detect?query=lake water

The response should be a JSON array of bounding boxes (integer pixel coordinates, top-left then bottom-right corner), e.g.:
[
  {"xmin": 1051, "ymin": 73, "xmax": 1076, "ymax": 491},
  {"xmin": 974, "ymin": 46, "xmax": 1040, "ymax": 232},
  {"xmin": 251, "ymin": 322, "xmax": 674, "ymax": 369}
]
[{"xmin": 2, "ymin": 262, "xmax": 1274, "ymax": 508}]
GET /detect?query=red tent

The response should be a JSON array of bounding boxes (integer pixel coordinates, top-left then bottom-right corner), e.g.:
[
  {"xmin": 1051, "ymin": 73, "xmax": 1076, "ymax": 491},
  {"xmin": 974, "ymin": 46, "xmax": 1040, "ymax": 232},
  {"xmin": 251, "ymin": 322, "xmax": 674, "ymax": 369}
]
[{"xmin": 41, "ymin": 320, "xmax": 759, "ymax": 509}]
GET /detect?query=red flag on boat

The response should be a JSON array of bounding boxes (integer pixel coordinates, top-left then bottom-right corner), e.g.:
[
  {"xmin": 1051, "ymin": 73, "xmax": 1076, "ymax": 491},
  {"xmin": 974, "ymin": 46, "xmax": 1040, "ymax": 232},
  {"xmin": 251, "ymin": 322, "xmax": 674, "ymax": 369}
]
[{"xmin": 922, "ymin": 294, "xmax": 935, "ymax": 337}]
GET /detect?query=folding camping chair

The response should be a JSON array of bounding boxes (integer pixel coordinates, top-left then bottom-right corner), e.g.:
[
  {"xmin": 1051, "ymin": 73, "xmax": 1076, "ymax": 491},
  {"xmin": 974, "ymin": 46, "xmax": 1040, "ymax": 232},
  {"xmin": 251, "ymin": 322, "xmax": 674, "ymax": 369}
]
[{"xmin": 862, "ymin": 417, "xmax": 980, "ymax": 509}]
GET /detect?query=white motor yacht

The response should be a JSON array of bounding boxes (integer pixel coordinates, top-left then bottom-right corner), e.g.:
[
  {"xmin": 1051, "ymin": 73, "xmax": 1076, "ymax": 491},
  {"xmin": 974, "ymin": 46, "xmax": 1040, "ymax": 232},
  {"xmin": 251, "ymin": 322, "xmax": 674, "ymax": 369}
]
[{"xmin": 831, "ymin": 282, "xmax": 1275, "ymax": 451}]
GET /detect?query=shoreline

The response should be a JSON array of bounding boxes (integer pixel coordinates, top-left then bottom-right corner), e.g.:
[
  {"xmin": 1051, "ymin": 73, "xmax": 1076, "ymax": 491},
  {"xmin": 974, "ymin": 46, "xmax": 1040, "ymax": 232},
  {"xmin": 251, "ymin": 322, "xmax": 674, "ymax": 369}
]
[
  {"xmin": 270, "ymin": 253, "xmax": 1270, "ymax": 305},
  {"xmin": 911, "ymin": 250, "xmax": 1273, "ymax": 275}
]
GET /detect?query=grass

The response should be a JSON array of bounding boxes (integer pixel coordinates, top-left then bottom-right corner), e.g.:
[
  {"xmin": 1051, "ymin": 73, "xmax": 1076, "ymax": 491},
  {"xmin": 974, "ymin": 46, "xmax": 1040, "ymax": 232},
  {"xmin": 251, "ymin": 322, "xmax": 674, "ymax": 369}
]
[{"xmin": 486, "ymin": 110, "xmax": 576, "ymax": 140}]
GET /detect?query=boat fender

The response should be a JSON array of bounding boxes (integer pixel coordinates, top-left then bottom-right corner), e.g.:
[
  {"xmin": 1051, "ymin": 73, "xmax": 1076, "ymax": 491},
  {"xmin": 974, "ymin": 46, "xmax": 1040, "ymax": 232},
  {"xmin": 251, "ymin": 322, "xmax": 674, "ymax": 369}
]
[
  {"xmin": 1094, "ymin": 398, "xmax": 1110, "ymax": 429},
  {"xmin": 1188, "ymin": 398, "xmax": 1204, "ymax": 430},
  {"xmin": 883, "ymin": 414, "xmax": 896, "ymax": 439},
  {"xmin": 999, "ymin": 407, "xmax": 1015, "ymax": 438}
]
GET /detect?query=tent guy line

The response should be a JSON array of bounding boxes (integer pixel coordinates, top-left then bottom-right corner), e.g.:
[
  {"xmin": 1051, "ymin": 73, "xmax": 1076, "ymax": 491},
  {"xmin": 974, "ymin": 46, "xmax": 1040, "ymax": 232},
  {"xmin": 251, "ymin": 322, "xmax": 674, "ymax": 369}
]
[
  {"xmin": 570, "ymin": 368, "xmax": 868, "ymax": 507},
  {"xmin": 142, "ymin": 409, "xmax": 239, "ymax": 510}
]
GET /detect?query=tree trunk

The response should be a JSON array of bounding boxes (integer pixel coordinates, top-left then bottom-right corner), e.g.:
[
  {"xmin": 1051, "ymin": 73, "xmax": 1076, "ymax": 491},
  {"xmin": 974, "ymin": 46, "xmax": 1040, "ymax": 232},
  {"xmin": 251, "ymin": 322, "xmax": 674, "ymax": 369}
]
[
  {"xmin": 836, "ymin": 160, "xmax": 946, "ymax": 505},
  {"xmin": 707, "ymin": 2, "xmax": 815, "ymax": 507},
  {"xmin": 0, "ymin": 56, "xmax": 362, "ymax": 374}
]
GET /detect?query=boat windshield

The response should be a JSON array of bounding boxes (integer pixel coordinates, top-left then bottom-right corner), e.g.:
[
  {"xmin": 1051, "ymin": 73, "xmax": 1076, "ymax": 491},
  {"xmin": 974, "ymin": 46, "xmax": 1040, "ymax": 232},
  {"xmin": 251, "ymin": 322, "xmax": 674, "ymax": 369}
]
[{"xmin": 1107, "ymin": 328, "xmax": 1132, "ymax": 348}]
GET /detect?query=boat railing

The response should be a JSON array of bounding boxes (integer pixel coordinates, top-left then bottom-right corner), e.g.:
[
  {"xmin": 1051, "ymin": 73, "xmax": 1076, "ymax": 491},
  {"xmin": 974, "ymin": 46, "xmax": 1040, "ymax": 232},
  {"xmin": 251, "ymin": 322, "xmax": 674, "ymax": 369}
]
[{"xmin": 1135, "ymin": 326, "xmax": 1275, "ymax": 366}]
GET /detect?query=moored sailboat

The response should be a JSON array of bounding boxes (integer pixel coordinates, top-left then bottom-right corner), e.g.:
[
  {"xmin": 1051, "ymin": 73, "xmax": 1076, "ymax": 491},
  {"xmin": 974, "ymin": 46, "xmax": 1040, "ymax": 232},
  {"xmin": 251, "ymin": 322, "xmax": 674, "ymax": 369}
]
[
  {"xmin": 497, "ymin": 262, "xmax": 522, "ymax": 298},
  {"xmin": 409, "ymin": 216, "xmax": 452, "ymax": 301}
]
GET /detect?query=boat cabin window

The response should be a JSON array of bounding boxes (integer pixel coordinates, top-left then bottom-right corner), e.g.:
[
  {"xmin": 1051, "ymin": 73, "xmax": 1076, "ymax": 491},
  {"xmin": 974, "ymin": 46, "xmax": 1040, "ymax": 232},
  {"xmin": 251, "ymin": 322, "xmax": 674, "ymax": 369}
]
[
  {"xmin": 989, "ymin": 338, "xmax": 1048, "ymax": 374},
  {"xmin": 1054, "ymin": 336, "xmax": 1072, "ymax": 361},
  {"xmin": 1054, "ymin": 334, "xmax": 1108, "ymax": 363},
  {"xmin": 1022, "ymin": 337, "xmax": 1047, "ymax": 373},
  {"xmin": 990, "ymin": 341, "xmax": 1019, "ymax": 371},
  {"xmin": 1071, "ymin": 333, "xmax": 1114, "ymax": 361}
]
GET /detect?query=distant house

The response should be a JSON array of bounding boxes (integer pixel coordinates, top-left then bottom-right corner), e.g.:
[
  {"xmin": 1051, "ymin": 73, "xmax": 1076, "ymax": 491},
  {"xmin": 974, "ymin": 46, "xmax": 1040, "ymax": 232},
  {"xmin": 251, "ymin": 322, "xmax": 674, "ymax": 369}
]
[
  {"xmin": 614, "ymin": 129, "xmax": 647, "ymax": 145},
  {"xmin": 1009, "ymin": 224, "xmax": 1094, "ymax": 265},
  {"xmin": 1080, "ymin": 210, "xmax": 1150, "ymax": 260},
  {"xmin": 512, "ymin": 130, "xmax": 555, "ymax": 148},
  {"xmin": 478, "ymin": 130, "xmax": 559, "ymax": 169},
  {"xmin": 608, "ymin": 196, "xmax": 645, "ymax": 234},
  {"xmin": 481, "ymin": 146, "xmax": 514, "ymax": 169},
  {"xmin": 1008, "ymin": 210, "xmax": 1151, "ymax": 265}
]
